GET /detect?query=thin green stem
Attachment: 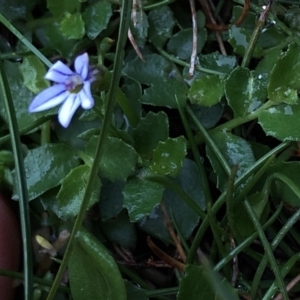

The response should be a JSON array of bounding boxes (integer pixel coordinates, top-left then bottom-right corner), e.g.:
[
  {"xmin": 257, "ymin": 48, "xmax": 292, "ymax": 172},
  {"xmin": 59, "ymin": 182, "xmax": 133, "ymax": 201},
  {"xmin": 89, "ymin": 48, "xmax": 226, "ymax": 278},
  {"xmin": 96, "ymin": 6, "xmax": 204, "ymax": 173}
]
[
  {"xmin": 187, "ymin": 143, "xmax": 289, "ymax": 264},
  {"xmin": 251, "ymin": 207, "xmax": 300, "ymax": 299},
  {"xmin": 0, "ymin": 14, "xmax": 52, "ymax": 67},
  {"xmin": 234, "ymin": 0, "xmax": 300, "ymax": 46},
  {"xmin": 214, "ymin": 202, "xmax": 283, "ymax": 272},
  {"xmin": 144, "ymin": 0, "xmax": 176, "ymax": 10},
  {"xmin": 46, "ymin": 0, "xmax": 133, "ymax": 298},
  {"xmin": 0, "ymin": 269, "xmax": 70, "ymax": 293},
  {"xmin": 0, "ymin": 57, "xmax": 33, "ymax": 300},
  {"xmin": 241, "ymin": 4, "xmax": 271, "ymax": 68},
  {"xmin": 263, "ymin": 253, "xmax": 300, "ymax": 300},
  {"xmin": 0, "ymin": 116, "xmax": 51, "ymax": 147},
  {"xmin": 244, "ymin": 199, "xmax": 288, "ymax": 300},
  {"xmin": 187, "ymin": 105, "xmax": 231, "ymax": 175},
  {"xmin": 41, "ymin": 121, "xmax": 51, "ymax": 145},
  {"xmin": 225, "ymin": 165, "xmax": 241, "ymax": 241},
  {"xmin": 211, "ymin": 100, "xmax": 274, "ymax": 134},
  {"xmin": 156, "ymin": 48, "xmax": 226, "ymax": 76}
]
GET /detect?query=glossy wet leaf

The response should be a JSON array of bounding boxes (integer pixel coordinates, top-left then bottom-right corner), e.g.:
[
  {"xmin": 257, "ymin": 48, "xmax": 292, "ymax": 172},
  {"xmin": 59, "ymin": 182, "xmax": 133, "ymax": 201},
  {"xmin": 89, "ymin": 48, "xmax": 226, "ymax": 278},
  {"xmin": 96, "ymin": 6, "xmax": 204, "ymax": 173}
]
[
  {"xmin": 199, "ymin": 52, "xmax": 236, "ymax": 74},
  {"xmin": 132, "ymin": 111, "xmax": 169, "ymax": 160},
  {"xmin": 19, "ymin": 55, "xmax": 49, "ymax": 94},
  {"xmin": 14, "ymin": 144, "xmax": 79, "ymax": 200},
  {"xmin": 167, "ymin": 28, "xmax": 207, "ymax": 61},
  {"xmin": 206, "ymin": 132, "xmax": 255, "ymax": 192},
  {"xmin": 47, "ymin": 0, "xmax": 77, "ymax": 16},
  {"xmin": 60, "ymin": 13, "xmax": 85, "ymax": 39},
  {"xmin": 188, "ymin": 103, "xmax": 224, "ymax": 130},
  {"xmin": 268, "ymin": 43, "xmax": 300, "ymax": 104},
  {"xmin": 225, "ymin": 67, "xmax": 266, "ymax": 117},
  {"xmin": 69, "ymin": 229, "xmax": 126, "ymax": 300},
  {"xmin": 228, "ymin": 26, "xmax": 263, "ymax": 58},
  {"xmin": 83, "ymin": 0, "xmax": 112, "ymax": 39},
  {"xmin": 258, "ymin": 104, "xmax": 300, "ymax": 141},
  {"xmin": 0, "ymin": 61, "xmax": 52, "ymax": 131},
  {"xmin": 86, "ymin": 136, "xmax": 138, "ymax": 181},
  {"xmin": 57, "ymin": 165, "xmax": 101, "ymax": 220},
  {"xmin": 123, "ymin": 176, "xmax": 164, "ymax": 222},
  {"xmin": 101, "ymin": 211, "xmax": 137, "ymax": 249},
  {"xmin": 150, "ymin": 136, "xmax": 187, "ymax": 177},
  {"xmin": 189, "ymin": 74, "xmax": 224, "ymax": 107},
  {"xmin": 163, "ymin": 159, "xmax": 206, "ymax": 239},
  {"xmin": 178, "ymin": 265, "xmax": 238, "ymax": 300},
  {"xmin": 99, "ymin": 179, "xmax": 124, "ymax": 221},
  {"xmin": 123, "ymin": 54, "xmax": 187, "ymax": 108},
  {"xmin": 148, "ymin": 6, "xmax": 176, "ymax": 48}
]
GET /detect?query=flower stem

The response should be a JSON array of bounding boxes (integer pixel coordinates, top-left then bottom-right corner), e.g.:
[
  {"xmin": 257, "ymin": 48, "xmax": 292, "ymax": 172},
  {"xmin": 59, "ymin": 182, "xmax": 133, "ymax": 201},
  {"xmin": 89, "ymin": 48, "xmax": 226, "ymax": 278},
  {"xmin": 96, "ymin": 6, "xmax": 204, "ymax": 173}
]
[
  {"xmin": 45, "ymin": 0, "xmax": 133, "ymax": 299},
  {"xmin": 0, "ymin": 55, "xmax": 33, "ymax": 300}
]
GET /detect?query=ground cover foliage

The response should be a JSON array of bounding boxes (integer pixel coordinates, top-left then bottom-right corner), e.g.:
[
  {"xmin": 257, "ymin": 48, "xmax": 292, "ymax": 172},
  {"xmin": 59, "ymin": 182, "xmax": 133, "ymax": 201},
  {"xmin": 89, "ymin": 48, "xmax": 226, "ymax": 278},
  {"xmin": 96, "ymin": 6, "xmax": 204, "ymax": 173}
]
[{"xmin": 1, "ymin": 0, "xmax": 300, "ymax": 299}]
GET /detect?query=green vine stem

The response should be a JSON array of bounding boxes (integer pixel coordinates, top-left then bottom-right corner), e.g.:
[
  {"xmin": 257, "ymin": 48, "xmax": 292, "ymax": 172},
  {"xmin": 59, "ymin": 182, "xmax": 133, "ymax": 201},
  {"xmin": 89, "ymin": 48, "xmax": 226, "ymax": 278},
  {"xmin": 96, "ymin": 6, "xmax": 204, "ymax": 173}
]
[
  {"xmin": 251, "ymin": 206, "xmax": 300, "ymax": 298},
  {"xmin": 46, "ymin": 0, "xmax": 133, "ymax": 298},
  {"xmin": 0, "ymin": 269, "xmax": 70, "ymax": 293},
  {"xmin": 244, "ymin": 199, "xmax": 288, "ymax": 300},
  {"xmin": 186, "ymin": 105, "xmax": 231, "ymax": 175},
  {"xmin": 214, "ymin": 202, "xmax": 283, "ymax": 272},
  {"xmin": 234, "ymin": 0, "xmax": 300, "ymax": 46},
  {"xmin": 156, "ymin": 48, "xmax": 226, "ymax": 76},
  {"xmin": 187, "ymin": 142, "xmax": 289, "ymax": 264},
  {"xmin": 241, "ymin": 3, "xmax": 271, "ymax": 68},
  {"xmin": 0, "ymin": 57, "xmax": 33, "ymax": 300}
]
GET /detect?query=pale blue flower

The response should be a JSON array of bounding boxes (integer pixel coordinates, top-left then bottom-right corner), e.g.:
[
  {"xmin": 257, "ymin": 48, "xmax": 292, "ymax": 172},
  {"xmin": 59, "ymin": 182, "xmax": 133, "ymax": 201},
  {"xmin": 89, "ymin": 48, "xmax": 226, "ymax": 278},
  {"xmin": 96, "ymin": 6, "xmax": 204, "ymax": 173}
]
[{"xmin": 28, "ymin": 53, "xmax": 95, "ymax": 128}]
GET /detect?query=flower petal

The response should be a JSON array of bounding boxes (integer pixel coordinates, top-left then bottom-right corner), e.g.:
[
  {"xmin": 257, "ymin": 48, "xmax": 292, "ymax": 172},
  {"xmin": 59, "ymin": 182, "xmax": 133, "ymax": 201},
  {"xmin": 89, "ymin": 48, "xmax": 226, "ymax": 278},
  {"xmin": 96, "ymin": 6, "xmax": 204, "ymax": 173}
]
[
  {"xmin": 58, "ymin": 94, "xmax": 81, "ymax": 127},
  {"xmin": 79, "ymin": 81, "xmax": 94, "ymax": 109},
  {"xmin": 28, "ymin": 84, "xmax": 68, "ymax": 112},
  {"xmin": 74, "ymin": 53, "xmax": 89, "ymax": 80},
  {"xmin": 45, "ymin": 61, "xmax": 73, "ymax": 82}
]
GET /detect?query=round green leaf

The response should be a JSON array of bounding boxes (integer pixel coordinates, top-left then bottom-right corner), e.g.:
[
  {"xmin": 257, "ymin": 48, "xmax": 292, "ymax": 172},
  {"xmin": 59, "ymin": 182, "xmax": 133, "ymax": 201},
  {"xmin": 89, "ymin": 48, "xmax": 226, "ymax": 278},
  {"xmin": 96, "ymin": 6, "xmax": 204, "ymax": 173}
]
[
  {"xmin": 130, "ymin": 11, "xmax": 149, "ymax": 47},
  {"xmin": 225, "ymin": 67, "xmax": 266, "ymax": 117},
  {"xmin": 19, "ymin": 56, "xmax": 49, "ymax": 94},
  {"xmin": 228, "ymin": 26, "xmax": 263, "ymax": 58},
  {"xmin": 60, "ymin": 13, "xmax": 85, "ymax": 39},
  {"xmin": 132, "ymin": 111, "xmax": 169, "ymax": 159},
  {"xmin": 123, "ymin": 176, "xmax": 164, "ymax": 222},
  {"xmin": 14, "ymin": 144, "xmax": 79, "ymax": 200},
  {"xmin": 57, "ymin": 165, "xmax": 101, "ymax": 220},
  {"xmin": 83, "ymin": 0, "xmax": 112, "ymax": 40},
  {"xmin": 258, "ymin": 103, "xmax": 300, "ymax": 141},
  {"xmin": 123, "ymin": 54, "xmax": 187, "ymax": 108},
  {"xmin": 268, "ymin": 43, "xmax": 300, "ymax": 104},
  {"xmin": 86, "ymin": 136, "xmax": 138, "ymax": 181},
  {"xmin": 167, "ymin": 28, "xmax": 207, "ymax": 61},
  {"xmin": 69, "ymin": 229, "xmax": 126, "ymax": 300},
  {"xmin": 188, "ymin": 74, "xmax": 224, "ymax": 107},
  {"xmin": 206, "ymin": 132, "xmax": 255, "ymax": 192},
  {"xmin": 0, "ymin": 61, "xmax": 52, "ymax": 131},
  {"xmin": 47, "ymin": 0, "xmax": 77, "ymax": 16},
  {"xmin": 150, "ymin": 136, "xmax": 187, "ymax": 177},
  {"xmin": 199, "ymin": 52, "xmax": 236, "ymax": 74},
  {"xmin": 148, "ymin": 6, "xmax": 176, "ymax": 48}
]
